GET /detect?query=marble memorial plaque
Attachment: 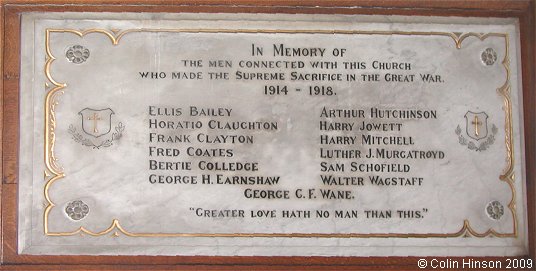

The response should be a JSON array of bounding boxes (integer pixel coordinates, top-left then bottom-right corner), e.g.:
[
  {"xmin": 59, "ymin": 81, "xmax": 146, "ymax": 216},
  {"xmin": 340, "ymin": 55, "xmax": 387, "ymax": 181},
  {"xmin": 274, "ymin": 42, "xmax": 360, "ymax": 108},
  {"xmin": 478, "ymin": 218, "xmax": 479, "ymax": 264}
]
[{"xmin": 18, "ymin": 12, "xmax": 529, "ymax": 256}]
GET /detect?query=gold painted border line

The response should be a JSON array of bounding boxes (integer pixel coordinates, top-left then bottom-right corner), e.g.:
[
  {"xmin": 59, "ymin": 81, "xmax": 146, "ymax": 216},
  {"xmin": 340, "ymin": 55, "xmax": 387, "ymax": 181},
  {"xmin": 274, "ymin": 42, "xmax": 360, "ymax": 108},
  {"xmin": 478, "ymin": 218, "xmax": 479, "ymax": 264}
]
[{"xmin": 43, "ymin": 28, "xmax": 516, "ymax": 238}]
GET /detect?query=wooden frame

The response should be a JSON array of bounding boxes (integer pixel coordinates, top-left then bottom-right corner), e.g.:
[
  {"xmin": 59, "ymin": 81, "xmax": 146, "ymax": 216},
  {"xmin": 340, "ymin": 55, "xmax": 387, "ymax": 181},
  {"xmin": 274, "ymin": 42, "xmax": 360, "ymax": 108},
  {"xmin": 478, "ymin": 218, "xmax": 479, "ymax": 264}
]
[{"xmin": 1, "ymin": 1, "xmax": 534, "ymax": 270}]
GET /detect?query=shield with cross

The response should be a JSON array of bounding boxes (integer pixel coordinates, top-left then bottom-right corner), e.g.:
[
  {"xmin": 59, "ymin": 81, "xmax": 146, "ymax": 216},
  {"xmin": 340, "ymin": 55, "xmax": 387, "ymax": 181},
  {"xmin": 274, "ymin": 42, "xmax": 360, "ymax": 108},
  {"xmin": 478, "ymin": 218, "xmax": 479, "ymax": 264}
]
[
  {"xmin": 79, "ymin": 108, "xmax": 115, "ymax": 138},
  {"xmin": 464, "ymin": 111, "xmax": 488, "ymax": 140}
]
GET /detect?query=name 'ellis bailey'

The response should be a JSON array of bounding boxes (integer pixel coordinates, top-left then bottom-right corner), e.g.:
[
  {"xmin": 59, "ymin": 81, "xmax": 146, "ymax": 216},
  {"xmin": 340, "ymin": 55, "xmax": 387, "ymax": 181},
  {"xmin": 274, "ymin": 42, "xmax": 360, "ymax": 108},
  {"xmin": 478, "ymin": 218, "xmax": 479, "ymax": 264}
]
[{"xmin": 148, "ymin": 106, "xmax": 232, "ymax": 117}]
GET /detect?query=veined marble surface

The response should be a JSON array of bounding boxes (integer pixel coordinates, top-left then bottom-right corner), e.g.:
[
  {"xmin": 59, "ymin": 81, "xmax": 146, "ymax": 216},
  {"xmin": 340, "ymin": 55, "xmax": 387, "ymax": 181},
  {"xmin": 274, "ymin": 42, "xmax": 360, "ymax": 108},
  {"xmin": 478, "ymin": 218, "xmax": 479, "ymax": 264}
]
[{"xmin": 18, "ymin": 12, "xmax": 528, "ymax": 256}]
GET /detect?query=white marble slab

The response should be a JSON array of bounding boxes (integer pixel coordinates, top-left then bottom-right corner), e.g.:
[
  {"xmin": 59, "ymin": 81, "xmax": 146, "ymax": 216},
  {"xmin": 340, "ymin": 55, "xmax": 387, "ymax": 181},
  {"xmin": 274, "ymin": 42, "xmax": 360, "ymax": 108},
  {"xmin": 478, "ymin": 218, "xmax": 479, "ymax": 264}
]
[{"xmin": 18, "ymin": 12, "xmax": 528, "ymax": 256}]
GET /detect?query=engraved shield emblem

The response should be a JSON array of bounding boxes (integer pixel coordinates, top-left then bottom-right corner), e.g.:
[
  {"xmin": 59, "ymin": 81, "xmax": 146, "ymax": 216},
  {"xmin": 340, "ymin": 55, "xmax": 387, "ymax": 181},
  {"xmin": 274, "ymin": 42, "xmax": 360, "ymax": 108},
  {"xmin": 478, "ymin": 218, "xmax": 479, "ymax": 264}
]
[
  {"xmin": 464, "ymin": 111, "xmax": 488, "ymax": 140},
  {"xmin": 79, "ymin": 108, "xmax": 115, "ymax": 138}
]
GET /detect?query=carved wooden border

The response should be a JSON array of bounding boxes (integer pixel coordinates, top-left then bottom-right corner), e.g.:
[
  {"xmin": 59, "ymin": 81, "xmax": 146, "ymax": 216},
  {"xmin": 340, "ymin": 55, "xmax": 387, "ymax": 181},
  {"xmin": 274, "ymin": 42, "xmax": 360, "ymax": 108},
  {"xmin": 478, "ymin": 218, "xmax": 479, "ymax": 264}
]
[{"xmin": 1, "ymin": 1, "xmax": 535, "ymax": 270}]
